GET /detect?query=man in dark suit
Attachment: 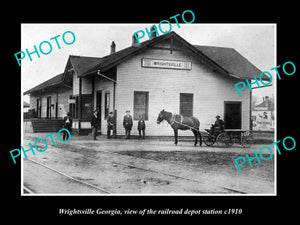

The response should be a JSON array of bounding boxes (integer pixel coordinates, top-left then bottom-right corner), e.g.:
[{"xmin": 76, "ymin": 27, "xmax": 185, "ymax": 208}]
[
  {"xmin": 91, "ymin": 110, "xmax": 99, "ymax": 140},
  {"xmin": 107, "ymin": 111, "xmax": 115, "ymax": 139},
  {"xmin": 137, "ymin": 115, "xmax": 146, "ymax": 139},
  {"xmin": 123, "ymin": 110, "xmax": 133, "ymax": 139},
  {"xmin": 63, "ymin": 112, "xmax": 73, "ymax": 140}
]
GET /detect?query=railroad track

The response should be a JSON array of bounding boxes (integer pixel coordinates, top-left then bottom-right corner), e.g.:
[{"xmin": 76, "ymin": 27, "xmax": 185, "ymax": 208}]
[
  {"xmin": 72, "ymin": 143, "xmax": 247, "ymax": 194},
  {"xmin": 23, "ymin": 135, "xmax": 249, "ymax": 194},
  {"xmin": 108, "ymin": 160, "xmax": 246, "ymax": 194},
  {"xmin": 24, "ymin": 158, "xmax": 111, "ymax": 194},
  {"xmin": 23, "ymin": 185, "xmax": 35, "ymax": 194},
  {"xmin": 24, "ymin": 148, "xmax": 246, "ymax": 194}
]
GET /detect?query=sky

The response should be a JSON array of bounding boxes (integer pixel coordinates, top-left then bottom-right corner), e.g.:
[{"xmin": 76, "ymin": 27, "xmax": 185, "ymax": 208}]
[{"xmin": 21, "ymin": 23, "xmax": 275, "ymax": 104}]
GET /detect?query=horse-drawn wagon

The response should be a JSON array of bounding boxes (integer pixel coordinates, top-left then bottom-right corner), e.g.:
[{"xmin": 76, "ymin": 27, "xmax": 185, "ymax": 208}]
[
  {"xmin": 201, "ymin": 129, "xmax": 253, "ymax": 148},
  {"xmin": 156, "ymin": 109, "xmax": 252, "ymax": 148}
]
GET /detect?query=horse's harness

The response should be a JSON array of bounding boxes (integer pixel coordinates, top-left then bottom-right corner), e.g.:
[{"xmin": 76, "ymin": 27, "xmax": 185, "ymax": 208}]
[
  {"xmin": 168, "ymin": 113, "xmax": 200, "ymax": 132},
  {"xmin": 170, "ymin": 113, "xmax": 183, "ymax": 126}
]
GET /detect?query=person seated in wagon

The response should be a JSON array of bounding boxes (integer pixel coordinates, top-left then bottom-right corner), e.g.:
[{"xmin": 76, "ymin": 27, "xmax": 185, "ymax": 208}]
[{"xmin": 210, "ymin": 115, "xmax": 225, "ymax": 137}]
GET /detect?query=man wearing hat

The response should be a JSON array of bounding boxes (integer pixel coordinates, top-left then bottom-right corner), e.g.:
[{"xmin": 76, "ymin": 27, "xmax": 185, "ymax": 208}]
[
  {"xmin": 91, "ymin": 109, "xmax": 100, "ymax": 140},
  {"xmin": 107, "ymin": 111, "xmax": 115, "ymax": 139},
  {"xmin": 211, "ymin": 115, "xmax": 225, "ymax": 137},
  {"xmin": 123, "ymin": 110, "xmax": 133, "ymax": 139},
  {"xmin": 63, "ymin": 112, "xmax": 73, "ymax": 141}
]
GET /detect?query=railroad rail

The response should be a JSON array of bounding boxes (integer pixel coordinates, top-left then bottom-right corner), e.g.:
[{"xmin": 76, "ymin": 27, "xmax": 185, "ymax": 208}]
[
  {"xmin": 23, "ymin": 136, "xmax": 250, "ymax": 194},
  {"xmin": 25, "ymin": 156, "xmax": 246, "ymax": 194},
  {"xmin": 23, "ymin": 185, "xmax": 35, "ymax": 194},
  {"xmin": 24, "ymin": 158, "xmax": 111, "ymax": 194},
  {"xmin": 63, "ymin": 143, "xmax": 248, "ymax": 194},
  {"xmin": 73, "ymin": 142, "xmax": 252, "ymax": 194}
]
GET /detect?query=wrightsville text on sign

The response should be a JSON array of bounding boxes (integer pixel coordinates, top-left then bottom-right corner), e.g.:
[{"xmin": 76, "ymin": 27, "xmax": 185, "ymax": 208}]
[{"xmin": 141, "ymin": 58, "xmax": 192, "ymax": 70}]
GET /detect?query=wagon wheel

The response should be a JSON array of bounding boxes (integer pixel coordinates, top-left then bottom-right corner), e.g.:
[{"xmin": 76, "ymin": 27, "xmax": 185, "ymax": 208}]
[
  {"xmin": 204, "ymin": 135, "xmax": 215, "ymax": 146},
  {"xmin": 216, "ymin": 133, "xmax": 233, "ymax": 147}
]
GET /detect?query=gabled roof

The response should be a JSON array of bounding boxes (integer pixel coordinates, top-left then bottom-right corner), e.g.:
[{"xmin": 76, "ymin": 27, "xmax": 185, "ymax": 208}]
[
  {"xmin": 24, "ymin": 73, "xmax": 64, "ymax": 95},
  {"xmin": 77, "ymin": 31, "xmax": 265, "ymax": 80},
  {"xmin": 24, "ymin": 31, "xmax": 266, "ymax": 95},
  {"xmin": 193, "ymin": 45, "xmax": 263, "ymax": 80},
  {"xmin": 23, "ymin": 56, "xmax": 102, "ymax": 95},
  {"xmin": 79, "ymin": 32, "xmax": 177, "ymax": 77},
  {"xmin": 255, "ymin": 98, "xmax": 274, "ymax": 111},
  {"xmin": 69, "ymin": 55, "xmax": 103, "ymax": 76}
]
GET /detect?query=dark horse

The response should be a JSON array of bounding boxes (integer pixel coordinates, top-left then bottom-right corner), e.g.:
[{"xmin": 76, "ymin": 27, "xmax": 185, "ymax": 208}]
[{"xmin": 156, "ymin": 109, "xmax": 202, "ymax": 146}]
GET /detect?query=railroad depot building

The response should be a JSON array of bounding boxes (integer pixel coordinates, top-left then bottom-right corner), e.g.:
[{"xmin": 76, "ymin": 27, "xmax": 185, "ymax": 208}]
[{"xmin": 24, "ymin": 30, "xmax": 265, "ymax": 136}]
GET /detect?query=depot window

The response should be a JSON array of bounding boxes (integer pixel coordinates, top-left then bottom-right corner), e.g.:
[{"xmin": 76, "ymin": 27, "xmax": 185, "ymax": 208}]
[
  {"xmin": 68, "ymin": 94, "xmax": 93, "ymax": 120},
  {"xmin": 134, "ymin": 91, "xmax": 149, "ymax": 120},
  {"xmin": 180, "ymin": 93, "xmax": 193, "ymax": 117}
]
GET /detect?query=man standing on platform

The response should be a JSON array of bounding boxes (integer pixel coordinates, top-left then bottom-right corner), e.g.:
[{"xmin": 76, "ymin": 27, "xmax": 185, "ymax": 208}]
[
  {"xmin": 91, "ymin": 109, "xmax": 100, "ymax": 140},
  {"xmin": 137, "ymin": 115, "xmax": 146, "ymax": 139},
  {"xmin": 63, "ymin": 112, "xmax": 73, "ymax": 141},
  {"xmin": 107, "ymin": 111, "xmax": 115, "ymax": 139},
  {"xmin": 123, "ymin": 110, "xmax": 133, "ymax": 139}
]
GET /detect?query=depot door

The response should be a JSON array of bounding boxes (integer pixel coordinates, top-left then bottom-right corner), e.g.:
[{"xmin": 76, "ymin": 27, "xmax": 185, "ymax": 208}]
[
  {"xmin": 46, "ymin": 96, "xmax": 52, "ymax": 119},
  {"xmin": 36, "ymin": 98, "xmax": 41, "ymax": 118},
  {"xmin": 96, "ymin": 91, "xmax": 102, "ymax": 130},
  {"xmin": 224, "ymin": 101, "xmax": 241, "ymax": 129}
]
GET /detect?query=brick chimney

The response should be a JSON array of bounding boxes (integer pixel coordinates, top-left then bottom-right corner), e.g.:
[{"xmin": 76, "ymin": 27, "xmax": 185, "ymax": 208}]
[
  {"xmin": 149, "ymin": 25, "xmax": 157, "ymax": 39},
  {"xmin": 132, "ymin": 34, "xmax": 139, "ymax": 46},
  {"xmin": 110, "ymin": 41, "xmax": 116, "ymax": 54}
]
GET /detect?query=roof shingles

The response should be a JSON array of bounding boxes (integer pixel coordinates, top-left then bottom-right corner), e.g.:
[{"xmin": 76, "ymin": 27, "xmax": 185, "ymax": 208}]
[
  {"xmin": 23, "ymin": 73, "xmax": 64, "ymax": 95},
  {"xmin": 24, "ymin": 31, "xmax": 266, "ymax": 95},
  {"xmin": 193, "ymin": 45, "xmax": 263, "ymax": 79}
]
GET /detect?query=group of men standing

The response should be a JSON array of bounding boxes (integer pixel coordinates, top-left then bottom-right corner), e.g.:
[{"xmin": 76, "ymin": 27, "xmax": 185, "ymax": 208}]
[
  {"xmin": 90, "ymin": 109, "xmax": 146, "ymax": 140},
  {"xmin": 123, "ymin": 110, "xmax": 146, "ymax": 139},
  {"xmin": 91, "ymin": 108, "xmax": 115, "ymax": 140},
  {"xmin": 63, "ymin": 110, "xmax": 223, "ymax": 140}
]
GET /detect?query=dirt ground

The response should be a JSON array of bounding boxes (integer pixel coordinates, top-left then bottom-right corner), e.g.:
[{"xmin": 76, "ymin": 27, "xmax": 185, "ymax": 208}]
[
  {"xmin": 116, "ymin": 150, "xmax": 274, "ymax": 182},
  {"xmin": 22, "ymin": 133, "xmax": 275, "ymax": 195}
]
